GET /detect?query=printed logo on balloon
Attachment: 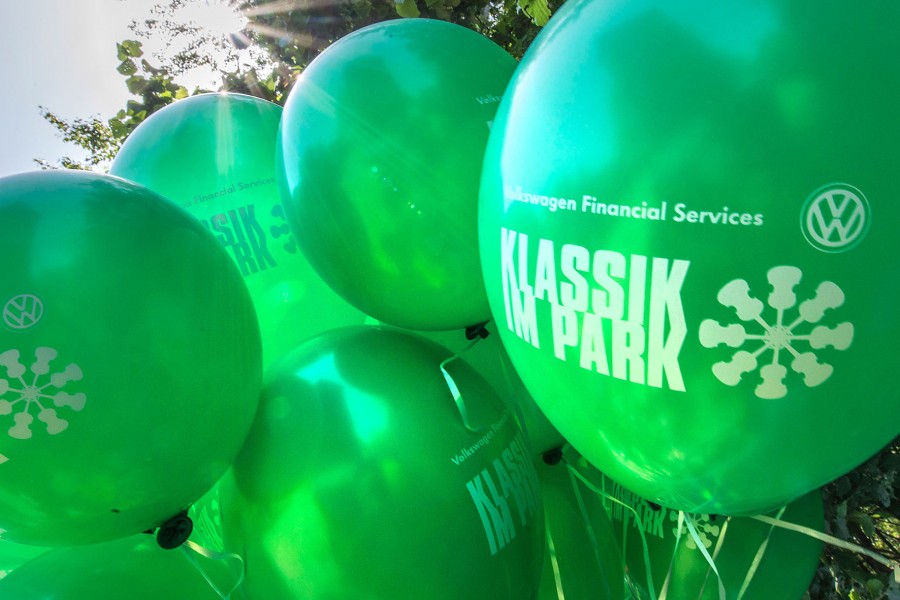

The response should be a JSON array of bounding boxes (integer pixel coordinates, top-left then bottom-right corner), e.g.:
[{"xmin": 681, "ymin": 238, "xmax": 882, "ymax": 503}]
[
  {"xmin": 2, "ymin": 295, "xmax": 44, "ymax": 331},
  {"xmin": 700, "ymin": 266, "xmax": 854, "ymax": 399},
  {"xmin": 801, "ymin": 184, "xmax": 870, "ymax": 253},
  {"xmin": 0, "ymin": 347, "xmax": 85, "ymax": 439}
]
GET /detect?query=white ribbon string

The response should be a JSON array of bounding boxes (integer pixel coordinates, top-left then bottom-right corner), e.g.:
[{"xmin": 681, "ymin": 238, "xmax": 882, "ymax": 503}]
[
  {"xmin": 697, "ymin": 517, "xmax": 731, "ymax": 599},
  {"xmin": 564, "ymin": 461, "xmax": 658, "ymax": 600},
  {"xmin": 181, "ymin": 539, "xmax": 245, "ymax": 600},
  {"xmin": 544, "ymin": 509, "xmax": 566, "ymax": 600},
  {"xmin": 734, "ymin": 506, "xmax": 786, "ymax": 599},
  {"xmin": 749, "ymin": 514, "xmax": 900, "ymax": 583},
  {"xmin": 682, "ymin": 513, "xmax": 727, "ymax": 600},
  {"xmin": 438, "ymin": 337, "xmax": 484, "ymax": 432}
]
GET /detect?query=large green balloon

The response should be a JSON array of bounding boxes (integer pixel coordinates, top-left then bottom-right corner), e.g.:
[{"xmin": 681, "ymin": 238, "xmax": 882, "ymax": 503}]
[
  {"xmin": 0, "ymin": 535, "xmax": 231, "ymax": 599},
  {"xmin": 572, "ymin": 456, "xmax": 824, "ymax": 600},
  {"xmin": 479, "ymin": 0, "xmax": 900, "ymax": 514},
  {"xmin": 223, "ymin": 326, "xmax": 544, "ymax": 600},
  {"xmin": 0, "ymin": 171, "xmax": 261, "ymax": 545},
  {"xmin": 278, "ymin": 19, "xmax": 518, "ymax": 331},
  {"xmin": 110, "ymin": 93, "xmax": 365, "ymax": 367}
]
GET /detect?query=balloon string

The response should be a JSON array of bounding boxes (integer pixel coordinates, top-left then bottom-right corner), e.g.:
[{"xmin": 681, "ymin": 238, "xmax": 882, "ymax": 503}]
[
  {"xmin": 544, "ymin": 506, "xmax": 566, "ymax": 600},
  {"xmin": 657, "ymin": 511, "xmax": 685, "ymax": 600},
  {"xmin": 682, "ymin": 512, "xmax": 727, "ymax": 600},
  {"xmin": 564, "ymin": 460, "xmax": 658, "ymax": 600},
  {"xmin": 697, "ymin": 517, "xmax": 731, "ymax": 599},
  {"xmin": 567, "ymin": 462, "xmax": 619, "ymax": 600},
  {"xmin": 438, "ymin": 337, "xmax": 484, "ymax": 432},
  {"xmin": 735, "ymin": 506, "xmax": 786, "ymax": 599},
  {"xmin": 181, "ymin": 539, "xmax": 245, "ymax": 600},
  {"xmin": 749, "ymin": 514, "xmax": 900, "ymax": 583}
]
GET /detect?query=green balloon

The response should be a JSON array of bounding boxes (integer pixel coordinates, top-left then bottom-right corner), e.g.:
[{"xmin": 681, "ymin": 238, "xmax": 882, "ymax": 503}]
[
  {"xmin": 0, "ymin": 171, "xmax": 261, "ymax": 545},
  {"xmin": 577, "ymin": 458, "xmax": 824, "ymax": 600},
  {"xmin": 0, "ymin": 535, "xmax": 231, "ymax": 599},
  {"xmin": 223, "ymin": 326, "xmax": 544, "ymax": 600},
  {"xmin": 479, "ymin": 0, "xmax": 900, "ymax": 514},
  {"xmin": 278, "ymin": 19, "xmax": 518, "ymax": 331},
  {"xmin": 111, "ymin": 93, "xmax": 365, "ymax": 367}
]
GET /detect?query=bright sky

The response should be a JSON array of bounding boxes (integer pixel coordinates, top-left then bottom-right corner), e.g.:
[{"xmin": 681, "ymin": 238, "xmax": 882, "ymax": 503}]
[{"xmin": 0, "ymin": 0, "xmax": 245, "ymax": 178}]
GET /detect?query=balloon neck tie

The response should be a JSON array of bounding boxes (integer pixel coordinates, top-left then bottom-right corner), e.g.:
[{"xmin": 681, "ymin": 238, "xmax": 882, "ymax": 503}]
[
  {"xmin": 156, "ymin": 510, "xmax": 193, "ymax": 550},
  {"xmin": 180, "ymin": 539, "xmax": 246, "ymax": 600},
  {"xmin": 439, "ymin": 332, "xmax": 488, "ymax": 433},
  {"xmin": 465, "ymin": 322, "xmax": 490, "ymax": 340},
  {"xmin": 542, "ymin": 447, "xmax": 564, "ymax": 466}
]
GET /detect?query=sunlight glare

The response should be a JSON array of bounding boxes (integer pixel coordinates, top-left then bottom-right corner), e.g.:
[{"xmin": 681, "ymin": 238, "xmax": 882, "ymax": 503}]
[{"xmin": 182, "ymin": 0, "xmax": 248, "ymax": 39}]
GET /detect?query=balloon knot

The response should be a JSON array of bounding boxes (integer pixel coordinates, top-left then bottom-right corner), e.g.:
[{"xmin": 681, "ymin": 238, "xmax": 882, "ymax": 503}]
[
  {"xmin": 465, "ymin": 322, "xmax": 490, "ymax": 340},
  {"xmin": 156, "ymin": 510, "xmax": 193, "ymax": 550},
  {"xmin": 542, "ymin": 446, "xmax": 564, "ymax": 466}
]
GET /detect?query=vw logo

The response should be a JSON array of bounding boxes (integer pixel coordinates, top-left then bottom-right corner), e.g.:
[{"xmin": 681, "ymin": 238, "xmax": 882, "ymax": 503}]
[
  {"xmin": 801, "ymin": 183, "xmax": 870, "ymax": 253},
  {"xmin": 2, "ymin": 294, "xmax": 44, "ymax": 330}
]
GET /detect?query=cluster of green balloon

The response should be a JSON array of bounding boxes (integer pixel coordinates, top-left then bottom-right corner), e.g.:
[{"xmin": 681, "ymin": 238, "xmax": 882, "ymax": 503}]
[
  {"xmin": 535, "ymin": 457, "xmax": 624, "ymax": 600},
  {"xmin": 110, "ymin": 93, "xmax": 365, "ymax": 367},
  {"xmin": 0, "ymin": 171, "xmax": 261, "ymax": 545},
  {"xmin": 479, "ymin": 0, "xmax": 900, "ymax": 514},
  {"xmin": 222, "ymin": 326, "xmax": 544, "ymax": 600},
  {"xmin": 278, "ymin": 19, "xmax": 518, "ymax": 331},
  {"xmin": 569, "ymin": 455, "xmax": 824, "ymax": 600},
  {"xmin": 0, "ymin": 535, "xmax": 233, "ymax": 599}
]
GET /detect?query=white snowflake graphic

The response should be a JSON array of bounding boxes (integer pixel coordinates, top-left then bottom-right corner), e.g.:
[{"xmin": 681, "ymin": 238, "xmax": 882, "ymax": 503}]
[
  {"xmin": 0, "ymin": 347, "xmax": 85, "ymax": 439},
  {"xmin": 670, "ymin": 512, "xmax": 720, "ymax": 550},
  {"xmin": 699, "ymin": 266, "xmax": 853, "ymax": 399}
]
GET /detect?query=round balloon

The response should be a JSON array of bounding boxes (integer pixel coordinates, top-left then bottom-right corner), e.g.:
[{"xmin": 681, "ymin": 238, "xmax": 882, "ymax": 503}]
[
  {"xmin": 0, "ymin": 534, "xmax": 232, "ymax": 599},
  {"xmin": 0, "ymin": 171, "xmax": 261, "ymax": 545},
  {"xmin": 223, "ymin": 326, "xmax": 544, "ymax": 600},
  {"xmin": 278, "ymin": 19, "xmax": 518, "ymax": 331},
  {"xmin": 479, "ymin": 0, "xmax": 900, "ymax": 514},
  {"xmin": 573, "ymin": 457, "xmax": 824, "ymax": 600},
  {"xmin": 110, "ymin": 93, "xmax": 365, "ymax": 367}
]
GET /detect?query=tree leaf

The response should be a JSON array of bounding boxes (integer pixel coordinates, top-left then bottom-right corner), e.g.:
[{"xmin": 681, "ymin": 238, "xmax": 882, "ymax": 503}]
[
  {"xmin": 121, "ymin": 39, "xmax": 144, "ymax": 58},
  {"xmin": 394, "ymin": 0, "xmax": 420, "ymax": 18},
  {"xmin": 518, "ymin": 0, "xmax": 551, "ymax": 26},
  {"xmin": 125, "ymin": 75, "xmax": 149, "ymax": 95},
  {"xmin": 117, "ymin": 59, "xmax": 138, "ymax": 76}
]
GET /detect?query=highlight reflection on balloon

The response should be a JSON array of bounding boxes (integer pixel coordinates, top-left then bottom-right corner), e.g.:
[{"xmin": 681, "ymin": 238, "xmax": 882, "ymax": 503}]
[
  {"xmin": 223, "ymin": 326, "xmax": 545, "ymax": 600},
  {"xmin": 111, "ymin": 93, "xmax": 365, "ymax": 367},
  {"xmin": 279, "ymin": 19, "xmax": 518, "ymax": 331}
]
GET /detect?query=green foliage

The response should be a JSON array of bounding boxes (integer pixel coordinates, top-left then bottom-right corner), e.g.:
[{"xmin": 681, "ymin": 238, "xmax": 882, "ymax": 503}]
[
  {"xmin": 809, "ymin": 437, "xmax": 900, "ymax": 600},
  {"xmin": 36, "ymin": 38, "xmax": 189, "ymax": 171},
  {"xmin": 38, "ymin": 0, "xmax": 543, "ymax": 170}
]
